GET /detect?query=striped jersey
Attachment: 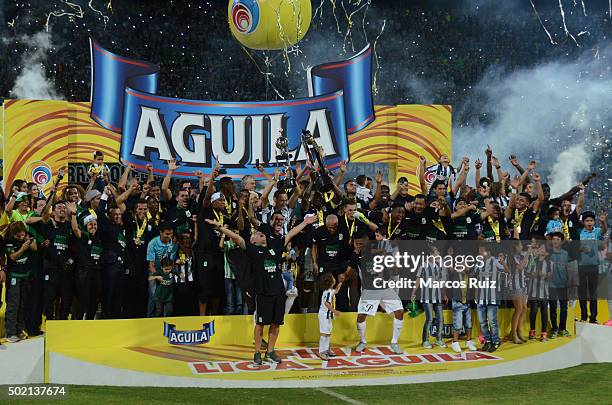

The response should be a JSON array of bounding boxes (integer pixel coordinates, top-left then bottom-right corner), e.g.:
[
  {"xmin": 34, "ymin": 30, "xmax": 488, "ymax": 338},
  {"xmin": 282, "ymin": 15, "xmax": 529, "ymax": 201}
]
[
  {"xmin": 507, "ymin": 252, "xmax": 527, "ymax": 291},
  {"xmin": 526, "ymin": 258, "xmax": 551, "ymax": 300},
  {"xmin": 473, "ymin": 256, "xmax": 505, "ymax": 305},
  {"xmin": 319, "ymin": 288, "xmax": 336, "ymax": 319},
  {"xmin": 416, "ymin": 262, "xmax": 447, "ymax": 303}
]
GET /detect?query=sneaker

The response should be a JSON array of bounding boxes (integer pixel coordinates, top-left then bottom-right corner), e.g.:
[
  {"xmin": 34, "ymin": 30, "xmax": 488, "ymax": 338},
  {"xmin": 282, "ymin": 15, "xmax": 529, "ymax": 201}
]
[
  {"xmin": 286, "ymin": 287, "xmax": 298, "ymax": 297},
  {"xmin": 422, "ymin": 341, "xmax": 433, "ymax": 349},
  {"xmin": 528, "ymin": 330, "xmax": 536, "ymax": 340},
  {"xmin": 482, "ymin": 341, "xmax": 492, "ymax": 352},
  {"xmin": 6, "ymin": 335, "xmax": 20, "ymax": 343},
  {"xmin": 354, "ymin": 341, "xmax": 367, "ymax": 352},
  {"xmin": 265, "ymin": 350, "xmax": 282, "ymax": 364},
  {"xmin": 466, "ymin": 340, "xmax": 477, "ymax": 351},
  {"xmin": 451, "ymin": 341, "xmax": 462, "ymax": 353},
  {"xmin": 435, "ymin": 340, "xmax": 447, "ymax": 348},
  {"xmin": 560, "ymin": 330, "xmax": 571, "ymax": 337},
  {"xmin": 18, "ymin": 332, "xmax": 28, "ymax": 340},
  {"xmin": 390, "ymin": 343, "xmax": 403, "ymax": 354},
  {"xmin": 325, "ymin": 350, "xmax": 337, "ymax": 358},
  {"xmin": 490, "ymin": 342, "xmax": 501, "ymax": 352},
  {"xmin": 550, "ymin": 330, "xmax": 558, "ymax": 339},
  {"xmin": 540, "ymin": 332, "xmax": 549, "ymax": 342},
  {"xmin": 318, "ymin": 352, "xmax": 330, "ymax": 361},
  {"xmin": 253, "ymin": 352, "xmax": 262, "ymax": 366}
]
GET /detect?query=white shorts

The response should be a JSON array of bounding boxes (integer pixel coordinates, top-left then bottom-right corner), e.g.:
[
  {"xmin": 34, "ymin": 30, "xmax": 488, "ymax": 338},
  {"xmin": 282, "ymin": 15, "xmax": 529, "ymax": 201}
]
[
  {"xmin": 318, "ymin": 313, "xmax": 333, "ymax": 334},
  {"xmin": 357, "ymin": 298, "xmax": 403, "ymax": 316}
]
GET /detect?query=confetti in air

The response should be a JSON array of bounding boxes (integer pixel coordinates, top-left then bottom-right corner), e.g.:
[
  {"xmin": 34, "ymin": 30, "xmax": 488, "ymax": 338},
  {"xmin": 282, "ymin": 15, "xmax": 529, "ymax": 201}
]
[
  {"xmin": 341, "ymin": 0, "xmax": 369, "ymax": 53},
  {"xmin": 371, "ymin": 19, "xmax": 386, "ymax": 96},
  {"xmin": 240, "ymin": 46, "xmax": 285, "ymax": 100},
  {"xmin": 45, "ymin": 0, "xmax": 85, "ymax": 32},
  {"xmin": 88, "ymin": 0, "xmax": 110, "ymax": 26},
  {"xmin": 558, "ymin": 0, "xmax": 581, "ymax": 47},
  {"xmin": 528, "ymin": 0, "xmax": 557, "ymax": 45}
]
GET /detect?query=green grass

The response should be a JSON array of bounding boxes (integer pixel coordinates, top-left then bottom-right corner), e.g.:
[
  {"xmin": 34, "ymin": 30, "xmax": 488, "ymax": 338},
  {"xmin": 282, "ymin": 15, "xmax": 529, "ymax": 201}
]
[{"xmin": 3, "ymin": 363, "xmax": 611, "ymax": 404}]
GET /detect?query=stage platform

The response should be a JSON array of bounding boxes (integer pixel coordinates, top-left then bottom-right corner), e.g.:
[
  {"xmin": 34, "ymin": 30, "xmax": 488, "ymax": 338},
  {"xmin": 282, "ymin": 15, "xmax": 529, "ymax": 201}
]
[{"xmin": 2, "ymin": 307, "xmax": 610, "ymax": 387}]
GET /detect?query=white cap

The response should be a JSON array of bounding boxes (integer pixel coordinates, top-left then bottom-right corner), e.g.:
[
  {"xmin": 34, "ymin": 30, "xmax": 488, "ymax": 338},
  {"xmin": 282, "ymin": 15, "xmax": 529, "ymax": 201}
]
[
  {"xmin": 83, "ymin": 214, "xmax": 97, "ymax": 226},
  {"xmin": 211, "ymin": 192, "xmax": 224, "ymax": 203}
]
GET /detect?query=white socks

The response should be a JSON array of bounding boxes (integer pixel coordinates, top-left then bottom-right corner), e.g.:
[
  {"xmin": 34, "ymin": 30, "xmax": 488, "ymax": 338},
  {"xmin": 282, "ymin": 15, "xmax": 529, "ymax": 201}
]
[
  {"xmin": 357, "ymin": 321, "xmax": 367, "ymax": 343},
  {"xmin": 319, "ymin": 335, "xmax": 330, "ymax": 353},
  {"xmin": 392, "ymin": 318, "xmax": 404, "ymax": 344}
]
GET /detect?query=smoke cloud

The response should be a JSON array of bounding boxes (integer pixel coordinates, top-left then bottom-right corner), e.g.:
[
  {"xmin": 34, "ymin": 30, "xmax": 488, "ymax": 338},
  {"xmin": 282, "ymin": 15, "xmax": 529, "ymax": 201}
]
[
  {"xmin": 454, "ymin": 44, "xmax": 610, "ymax": 197},
  {"xmin": 10, "ymin": 31, "xmax": 63, "ymax": 100}
]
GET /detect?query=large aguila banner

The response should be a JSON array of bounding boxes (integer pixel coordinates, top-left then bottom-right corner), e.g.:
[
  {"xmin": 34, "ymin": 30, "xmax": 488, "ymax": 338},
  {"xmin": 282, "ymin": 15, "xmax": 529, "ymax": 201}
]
[
  {"xmin": 91, "ymin": 39, "xmax": 374, "ymax": 178},
  {"xmin": 1, "ymin": 39, "xmax": 452, "ymax": 193}
]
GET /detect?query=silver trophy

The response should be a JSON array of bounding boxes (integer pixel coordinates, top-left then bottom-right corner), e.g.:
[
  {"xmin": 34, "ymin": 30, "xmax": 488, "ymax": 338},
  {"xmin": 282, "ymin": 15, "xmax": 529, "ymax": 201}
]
[
  {"xmin": 301, "ymin": 129, "xmax": 333, "ymax": 192},
  {"xmin": 275, "ymin": 131, "xmax": 296, "ymax": 190}
]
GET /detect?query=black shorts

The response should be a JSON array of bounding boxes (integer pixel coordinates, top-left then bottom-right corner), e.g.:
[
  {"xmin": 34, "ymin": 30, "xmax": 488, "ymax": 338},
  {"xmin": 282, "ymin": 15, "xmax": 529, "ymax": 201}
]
[
  {"xmin": 198, "ymin": 254, "xmax": 224, "ymax": 302},
  {"xmin": 255, "ymin": 294, "xmax": 286, "ymax": 326}
]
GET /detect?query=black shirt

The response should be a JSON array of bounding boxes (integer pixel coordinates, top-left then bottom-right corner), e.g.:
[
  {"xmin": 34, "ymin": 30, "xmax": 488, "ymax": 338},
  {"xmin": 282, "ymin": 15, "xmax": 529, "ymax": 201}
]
[
  {"xmin": 163, "ymin": 198, "xmax": 195, "ymax": 235},
  {"xmin": 76, "ymin": 234, "xmax": 103, "ymax": 274},
  {"xmin": 312, "ymin": 227, "xmax": 344, "ymax": 273},
  {"xmin": 403, "ymin": 213, "xmax": 427, "ymax": 240},
  {"xmin": 424, "ymin": 208, "xmax": 452, "ymax": 241},
  {"xmin": 337, "ymin": 215, "xmax": 366, "ymax": 258},
  {"xmin": 98, "ymin": 198, "xmax": 126, "ymax": 265},
  {"xmin": 451, "ymin": 212, "xmax": 481, "ymax": 240},
  {"xmin": 197, "ymin": 207, "xmax": 225, "ymax": 256},
  {"xmin": 248, "ymin": 243, "xmax": 285, "ymax": 296},
  {"xmin": 509, "ymin": 208, "xmax": 538, "ymax": 240},
  {"xmin": 40, "ymin": 220, "xmax": 73, "ymax": 267},
  {"xmin": 123, "ymin": 213, "xmax": 158, "ymax": 274},
  {"xmin": 385, "ymin": 218, "xmax": 411, "ymax": 240},
  {"xmin": 481, "ymin": 216, "xmax": 508, "ymax": 241},
  {"xmin": 4, "ymin": 237, "xmax": 30, "ymax": 275},
  {"xmin": 259, "ymin": 223, "xmax": 286, "ymax": 256}
]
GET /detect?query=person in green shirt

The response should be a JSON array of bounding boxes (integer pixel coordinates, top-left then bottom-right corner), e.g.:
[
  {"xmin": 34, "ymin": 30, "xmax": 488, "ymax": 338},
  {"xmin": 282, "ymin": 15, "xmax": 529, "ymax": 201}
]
[
  {"xmin": 149, "ymin": 257, "xmax": 178, "ymax": 317},
  {"xmin": 5, "ymin": 192, "xmax": 31, "ymax": 224},
  {"xmin": 3, "ymin": 221, "xmax": 38, "ymax": 343}
]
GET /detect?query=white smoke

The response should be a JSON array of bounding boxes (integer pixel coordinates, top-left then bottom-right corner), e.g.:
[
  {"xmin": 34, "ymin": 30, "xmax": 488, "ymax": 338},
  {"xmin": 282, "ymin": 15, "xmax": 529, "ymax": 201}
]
[
  {"xmin": 549, "ymin": 143, "xmax": 591, "ymax": 196},
  {"xmin": 454, "ymin": 44, "xmax": 611, "ymax": 197},
  {"xmin": 10, "ymin": 31, "xmax": 63, "ymax": 100}
]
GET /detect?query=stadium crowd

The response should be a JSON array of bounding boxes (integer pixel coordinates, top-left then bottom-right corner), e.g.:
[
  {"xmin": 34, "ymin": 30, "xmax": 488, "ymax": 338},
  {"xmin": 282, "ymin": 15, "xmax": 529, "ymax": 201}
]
[{"xmin": 0, "ymin": 146, "xmax": 610, "ymax": 363}]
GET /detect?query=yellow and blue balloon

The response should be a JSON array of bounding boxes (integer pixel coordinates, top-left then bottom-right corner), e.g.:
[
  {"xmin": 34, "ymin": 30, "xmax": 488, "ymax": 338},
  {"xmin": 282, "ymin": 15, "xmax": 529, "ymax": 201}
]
[{"xmin": 228, "ymin": 0, "xmax": 312, "ymax": 50}]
